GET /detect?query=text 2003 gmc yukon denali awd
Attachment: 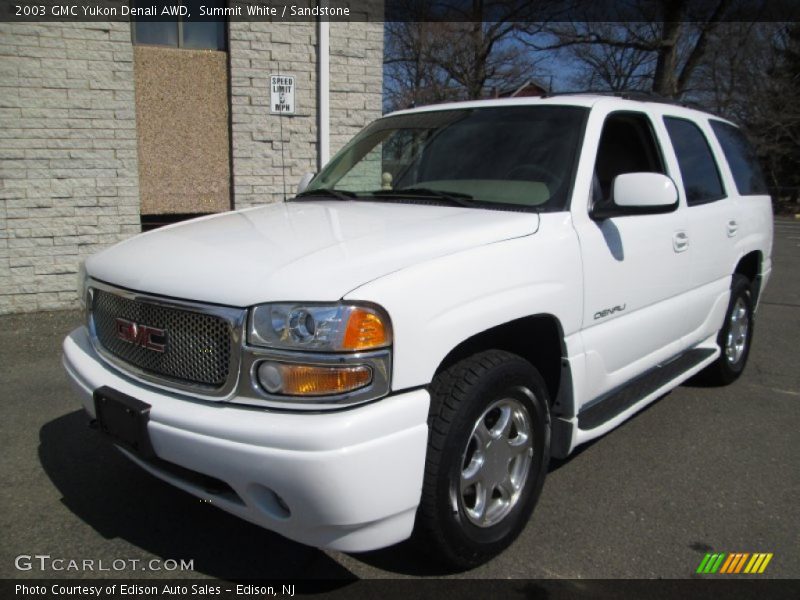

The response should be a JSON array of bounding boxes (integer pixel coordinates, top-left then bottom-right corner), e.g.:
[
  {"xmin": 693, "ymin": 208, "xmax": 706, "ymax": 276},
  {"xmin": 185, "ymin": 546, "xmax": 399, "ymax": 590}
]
[{"xmin": 63, "ymin": 95, "xmax": 773, "ymax": 568}]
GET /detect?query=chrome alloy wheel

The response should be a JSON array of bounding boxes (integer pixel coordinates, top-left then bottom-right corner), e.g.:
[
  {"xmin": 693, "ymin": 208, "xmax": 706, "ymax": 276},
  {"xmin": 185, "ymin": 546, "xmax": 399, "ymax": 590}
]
[
  {"xmin": 459, "ymin": 397, "xmax": 534, "ymax": 528},
  {"xmin": 725, "ymin": 297, "xmax": 749, "ymax": 365}
]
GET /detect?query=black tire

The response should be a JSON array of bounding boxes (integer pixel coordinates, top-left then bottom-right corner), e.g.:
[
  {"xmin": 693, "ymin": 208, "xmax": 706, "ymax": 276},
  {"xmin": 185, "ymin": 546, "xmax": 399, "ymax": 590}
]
[
  {"xmin": 700, "ymin": 274, "xmax": 755, "ymax": 385},
  {"xmin": 414, "ymin": 350, "xmax": 551, "ymax": 569}
]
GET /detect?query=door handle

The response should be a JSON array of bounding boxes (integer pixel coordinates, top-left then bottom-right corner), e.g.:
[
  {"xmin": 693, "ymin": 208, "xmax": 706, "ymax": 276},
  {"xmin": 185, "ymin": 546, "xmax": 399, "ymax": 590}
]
[
  {"xmin": 673, "ymin": 230, "xmax": 689, "ymax": 253},
  {"xmin": 727, "ymin": 219, "xmax": 739, "ymax": 237}
]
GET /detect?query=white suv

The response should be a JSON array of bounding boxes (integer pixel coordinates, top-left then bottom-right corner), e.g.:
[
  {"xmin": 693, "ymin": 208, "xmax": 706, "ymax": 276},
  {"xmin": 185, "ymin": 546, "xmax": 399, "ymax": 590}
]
[{"xmin": 63, "ymin": 95, "xmax": 773, "ymax": 568}]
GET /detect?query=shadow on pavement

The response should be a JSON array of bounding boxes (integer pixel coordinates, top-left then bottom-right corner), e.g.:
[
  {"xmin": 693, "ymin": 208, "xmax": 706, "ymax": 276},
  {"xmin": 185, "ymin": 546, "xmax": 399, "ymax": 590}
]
[
  {"xmin": 38, "ymin": 410, "xmax": 357, "ymax": 583},
  {"xmin": 347, "ymin": 539, "xmax": 458, "ymax": 577},
  {"xmin": 547, "ymin": 389, "xmax": 673, "ymax": 473}
]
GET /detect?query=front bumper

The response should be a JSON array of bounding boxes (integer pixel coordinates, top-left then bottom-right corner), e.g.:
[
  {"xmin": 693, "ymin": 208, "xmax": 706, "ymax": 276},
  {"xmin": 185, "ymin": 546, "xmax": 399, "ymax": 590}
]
[{"xmin": 62, "ymin": 326, "xmax": 430, "ymax": 552}]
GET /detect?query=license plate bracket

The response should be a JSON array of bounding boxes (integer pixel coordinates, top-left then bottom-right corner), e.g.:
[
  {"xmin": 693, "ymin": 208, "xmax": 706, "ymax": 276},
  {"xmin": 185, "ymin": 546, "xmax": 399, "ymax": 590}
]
[{"xmin": 93, "ymin": 386, "xmax": 155, "ymax": 459}]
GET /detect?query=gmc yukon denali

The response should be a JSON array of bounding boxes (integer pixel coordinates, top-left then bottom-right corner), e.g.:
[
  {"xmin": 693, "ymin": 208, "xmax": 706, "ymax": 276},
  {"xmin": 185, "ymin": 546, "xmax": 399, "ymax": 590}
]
[{"xmin": 63, "ymin": 95, "xmax": 773, "ymax": 568}]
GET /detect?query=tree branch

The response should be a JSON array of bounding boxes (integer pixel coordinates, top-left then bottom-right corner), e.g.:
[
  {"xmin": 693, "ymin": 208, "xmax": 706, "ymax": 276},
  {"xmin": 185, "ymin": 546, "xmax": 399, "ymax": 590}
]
[{"xmin": 676, "ymin": 0, "xmax": 734, "ymax": 92}]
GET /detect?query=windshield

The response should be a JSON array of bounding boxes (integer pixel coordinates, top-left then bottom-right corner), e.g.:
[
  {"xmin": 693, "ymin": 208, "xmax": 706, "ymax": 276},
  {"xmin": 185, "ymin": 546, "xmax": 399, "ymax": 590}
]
[{"xmin": 306, "ymin": 105, "xmax": 588, "ymax": 211}]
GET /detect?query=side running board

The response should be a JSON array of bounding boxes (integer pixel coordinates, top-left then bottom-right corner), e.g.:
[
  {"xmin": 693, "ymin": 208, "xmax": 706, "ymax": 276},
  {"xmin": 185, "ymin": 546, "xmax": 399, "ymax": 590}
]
[{"xmin": 578, "ymin": 348, "xmax": 716, "ymax": 430}]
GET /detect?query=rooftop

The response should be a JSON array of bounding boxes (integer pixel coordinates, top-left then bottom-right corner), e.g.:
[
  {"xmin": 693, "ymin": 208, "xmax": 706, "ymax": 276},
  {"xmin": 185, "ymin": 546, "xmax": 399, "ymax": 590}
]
[{"xmin": 387, "ymin": 92, "xmax": 731, "ymax": 125}]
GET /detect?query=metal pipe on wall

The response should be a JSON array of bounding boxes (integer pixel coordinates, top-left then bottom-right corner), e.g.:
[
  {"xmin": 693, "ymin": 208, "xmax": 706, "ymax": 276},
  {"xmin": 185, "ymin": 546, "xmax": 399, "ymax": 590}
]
[{"xmin": 318, "ymin": 17, "xmax": 330, "ymax": 171}]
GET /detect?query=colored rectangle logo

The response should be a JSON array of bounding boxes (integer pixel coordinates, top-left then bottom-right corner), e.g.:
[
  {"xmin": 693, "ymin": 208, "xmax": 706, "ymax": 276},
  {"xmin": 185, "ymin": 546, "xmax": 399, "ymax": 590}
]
[{"xmin": 697, "ymin": 552, "xmax": 773, "ymax": 574}]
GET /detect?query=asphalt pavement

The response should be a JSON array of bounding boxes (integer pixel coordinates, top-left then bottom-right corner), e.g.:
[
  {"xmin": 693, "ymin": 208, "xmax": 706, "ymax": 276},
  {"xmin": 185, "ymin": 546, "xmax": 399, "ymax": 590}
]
[{"xmin": 1, "ymin": 219, "xmax": 798, "ymax": 581}]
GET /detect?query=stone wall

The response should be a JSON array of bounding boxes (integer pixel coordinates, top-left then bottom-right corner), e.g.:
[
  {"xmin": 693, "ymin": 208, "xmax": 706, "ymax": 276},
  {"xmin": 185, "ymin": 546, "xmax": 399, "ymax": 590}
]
[
  {"xmin": 329, "ymin": 21, "xmax": 383, "ymax": 159},
  {"xmin": 0, "ymin": 18, "xmax": 384, "ymax": 314},
  {"xmin": 229, "ymin": 20, "xmax": 383, "ymax": 208},
  {"xmin": 228, "ymin": 21, "xmax": 319, "ymax": 209},
  {"xmin": 0, "ymin": 22, "xmax": 140, "ymax": 315}
]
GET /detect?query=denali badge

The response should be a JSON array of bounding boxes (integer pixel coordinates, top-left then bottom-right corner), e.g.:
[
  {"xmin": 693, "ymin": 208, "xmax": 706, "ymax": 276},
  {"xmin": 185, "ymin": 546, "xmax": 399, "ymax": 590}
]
[
  {"xmin": 594, "ymin": 304, "xmax": 627, "ymax": 320},
  {"xmin": 115, "ymin": 318, "xmax": 167, "ymax": 353}
]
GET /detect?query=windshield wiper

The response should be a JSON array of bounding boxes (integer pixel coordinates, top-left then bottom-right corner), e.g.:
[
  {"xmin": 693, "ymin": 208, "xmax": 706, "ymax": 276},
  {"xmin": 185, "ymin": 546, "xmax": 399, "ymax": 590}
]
[
  {"xmin": 292, "ymin": 188, "xmax": 358, "ymax": 202},
  {"xmin": 370, "ymin": 188, "xmax": 477, "ymax": 208}
]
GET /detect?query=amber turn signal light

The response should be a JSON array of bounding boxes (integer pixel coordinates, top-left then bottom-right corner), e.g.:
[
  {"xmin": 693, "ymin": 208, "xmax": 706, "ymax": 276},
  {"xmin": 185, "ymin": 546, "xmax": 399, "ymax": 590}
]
[
  {"xmin": 257, "ymin": 362, "xmax": 373, "ymax": 396},
  {"xmin": 342, "ymin": 307, "xmax": 390, "ymax": 351}
]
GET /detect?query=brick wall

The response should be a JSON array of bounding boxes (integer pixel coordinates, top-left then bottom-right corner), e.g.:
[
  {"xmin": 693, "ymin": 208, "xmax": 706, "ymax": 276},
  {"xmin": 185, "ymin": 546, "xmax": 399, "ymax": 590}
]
[
  {"xmin": 229, "ymin": 21, "xmax": 319, "ymax": 209},
  {"xmin": 329, "ymin": 21, "xmax": 384, "ymax": 158},
  {"xmin": 0, "ymin": 18, "xmax": 383, "ymax": 314},
  {"xmin": 229, "ymin": 20, "xmax": 383, "ymax": 209},
  {"xmin": 0, "ymin": 22, "xmax": 140, "ymax": 315}
]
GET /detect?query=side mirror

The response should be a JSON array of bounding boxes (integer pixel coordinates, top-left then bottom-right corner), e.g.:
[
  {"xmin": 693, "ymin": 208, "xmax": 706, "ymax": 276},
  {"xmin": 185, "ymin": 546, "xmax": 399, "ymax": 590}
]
[
  {"xmin": 296, "ymin": 172, "xmax": 315, "ymax": 195},
  {"xmin": 592, "ymin": 172, "xmax": 679, "ymax": 219}
]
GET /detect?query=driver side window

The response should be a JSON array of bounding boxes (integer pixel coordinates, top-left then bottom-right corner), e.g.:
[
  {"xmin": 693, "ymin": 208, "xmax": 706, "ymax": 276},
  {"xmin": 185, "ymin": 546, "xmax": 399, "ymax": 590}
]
[{"xmin": 594, "ymin": 112, "xmax": 666, "ymax": 204}]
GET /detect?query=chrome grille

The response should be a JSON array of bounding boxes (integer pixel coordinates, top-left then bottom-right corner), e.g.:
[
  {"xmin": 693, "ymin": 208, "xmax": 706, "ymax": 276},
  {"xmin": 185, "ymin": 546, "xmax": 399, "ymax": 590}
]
[{"xmin": 91, "ymin": 288, "xmax": 232, "ymax": 388}]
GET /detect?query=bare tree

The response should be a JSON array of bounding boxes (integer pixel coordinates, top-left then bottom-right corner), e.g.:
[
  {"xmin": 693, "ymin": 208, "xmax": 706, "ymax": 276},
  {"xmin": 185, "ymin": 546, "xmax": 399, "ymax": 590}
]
[
  {"xmin": 687, "ymin": 22, "xmax": 776, "ymax": 117},
  {"xmin": 383, "ymin": 0, "xmax": 545, "ymax": 111},
  {"xmin": 384, "ymin": 0, "xmax": 798, "ymax": 202},
  {"xmin": 426, "ymin": 19, "xmax": 533, "ymax": 100},
  {"xmin": 656, "ymin": 20, "xmax": 798, "ymax": 198},
  {"xmin": 521, "ymin": 0, "xmax": 737, "ymax": 98},
  {"xmin": 748, "ymin": 23, "xmax": 800, "ymax": 199},
  {"xmin": 551, "ymin": 22, "xmax": 657, "ymax": 91},
  {"xmin": 384, "ymin": 21, "xmax": 459, "ymax": 111}
]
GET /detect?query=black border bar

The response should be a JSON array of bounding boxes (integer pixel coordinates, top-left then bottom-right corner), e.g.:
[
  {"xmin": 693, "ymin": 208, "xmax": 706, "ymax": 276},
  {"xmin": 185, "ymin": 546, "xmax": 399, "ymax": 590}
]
[
  {"xmin": 4, "ymin": 579, "xmax": 800, "ymax": 600},
  {"xmin": 2, "ymin": 0, "xmax": 800, "ymax": 23}
]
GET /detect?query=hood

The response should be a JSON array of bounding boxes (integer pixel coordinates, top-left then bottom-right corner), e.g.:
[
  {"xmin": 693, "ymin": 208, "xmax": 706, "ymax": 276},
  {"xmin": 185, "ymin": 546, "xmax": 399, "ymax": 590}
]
[{"xmin": 87, "ymin": 200, "xmax": 539, "ymax": 307}]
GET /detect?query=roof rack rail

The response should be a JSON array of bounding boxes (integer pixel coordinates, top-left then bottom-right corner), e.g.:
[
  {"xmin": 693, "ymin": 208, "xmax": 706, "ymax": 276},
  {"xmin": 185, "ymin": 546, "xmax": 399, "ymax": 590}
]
[{"xmin": 541, "ymin": 89, "xmax": 700, "ymax": 109}]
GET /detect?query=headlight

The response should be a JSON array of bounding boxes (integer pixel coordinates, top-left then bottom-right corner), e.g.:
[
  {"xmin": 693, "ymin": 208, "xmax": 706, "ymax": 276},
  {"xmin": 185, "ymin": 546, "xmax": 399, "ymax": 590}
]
[{"xmin": 249, "ymin": 303, "xmax": 392, "ymax": 352}]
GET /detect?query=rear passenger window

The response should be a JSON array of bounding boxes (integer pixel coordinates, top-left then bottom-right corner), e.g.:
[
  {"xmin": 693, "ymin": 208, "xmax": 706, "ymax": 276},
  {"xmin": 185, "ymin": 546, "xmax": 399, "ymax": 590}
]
[
  {"xmin": 663, "ymin": 117, "xmax": 725, "ymax": 205},
  {"xmin": 710, "ymin": 121, "xmax": 769, "ymax": 196}
]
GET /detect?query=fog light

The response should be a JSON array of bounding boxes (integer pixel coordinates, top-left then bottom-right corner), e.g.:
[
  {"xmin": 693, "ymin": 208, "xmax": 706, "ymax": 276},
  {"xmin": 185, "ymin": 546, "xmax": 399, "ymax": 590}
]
[
  {"xmin": 250, "ymin": 484, "xmax": 291, "ymax": 519},
  {"xmin": 256, "ymin": 361, "xmax": 372, "ymax": 396},
  {"xmin": 257, "ymin": 362, "xmax": 283, "ymax": 394}
]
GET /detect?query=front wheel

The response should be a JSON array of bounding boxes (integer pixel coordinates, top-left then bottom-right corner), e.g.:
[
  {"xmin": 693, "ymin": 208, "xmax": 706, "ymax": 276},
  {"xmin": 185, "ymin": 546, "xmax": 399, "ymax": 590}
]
[{"xmin": 414, "ymin": 350, "xmax": 551, "ymax": 569}]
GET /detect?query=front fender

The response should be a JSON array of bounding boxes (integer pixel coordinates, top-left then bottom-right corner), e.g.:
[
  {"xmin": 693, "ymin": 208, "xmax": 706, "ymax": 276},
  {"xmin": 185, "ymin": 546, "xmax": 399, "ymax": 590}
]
[{"xmin": 344, "ymin": 213, "xmax": 583, "ymax": 391}]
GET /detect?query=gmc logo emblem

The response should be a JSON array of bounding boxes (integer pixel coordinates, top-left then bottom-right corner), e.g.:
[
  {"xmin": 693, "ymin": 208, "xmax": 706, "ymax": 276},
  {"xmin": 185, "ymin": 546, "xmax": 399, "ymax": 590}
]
[{"xmin": 115, "ymin": 318, "xmax": 167, "ymax": 353}]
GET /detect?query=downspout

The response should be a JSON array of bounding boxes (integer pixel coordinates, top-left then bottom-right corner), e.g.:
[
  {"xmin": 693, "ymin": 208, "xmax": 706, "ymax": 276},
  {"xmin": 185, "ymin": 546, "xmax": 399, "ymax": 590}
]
[{"xmin": 318, "ymin": 17, "xmax": 330, "ymax": 171}]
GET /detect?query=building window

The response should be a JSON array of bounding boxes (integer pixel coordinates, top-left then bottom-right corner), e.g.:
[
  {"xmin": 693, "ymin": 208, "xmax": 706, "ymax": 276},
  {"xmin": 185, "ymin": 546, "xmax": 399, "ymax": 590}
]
[{"xmin": 131, "ymin": 1, "xmax": 227, "ymax": 51}]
